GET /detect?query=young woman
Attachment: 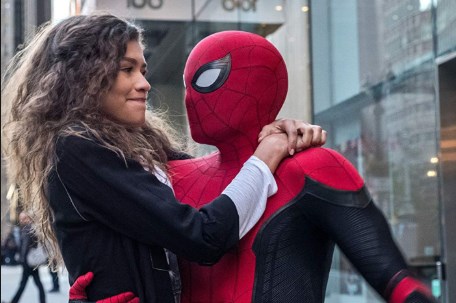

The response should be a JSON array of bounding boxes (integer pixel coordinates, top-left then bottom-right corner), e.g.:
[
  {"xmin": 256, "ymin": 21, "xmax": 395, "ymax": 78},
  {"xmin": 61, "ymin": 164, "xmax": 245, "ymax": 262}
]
[{"xmin": 1, "ymin": 13, "xmax": 324, "ymax": 302}]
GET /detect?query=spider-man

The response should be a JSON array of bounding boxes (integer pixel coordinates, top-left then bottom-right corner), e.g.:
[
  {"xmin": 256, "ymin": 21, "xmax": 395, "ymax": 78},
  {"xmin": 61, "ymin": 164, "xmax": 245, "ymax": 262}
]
[
  {"xmin": 171, "ymin": 30, "xmax": 435, "ymax": 303},
  {"xmin": 70, "ymin": 31, "xmax": 436, "ymax": 303}
]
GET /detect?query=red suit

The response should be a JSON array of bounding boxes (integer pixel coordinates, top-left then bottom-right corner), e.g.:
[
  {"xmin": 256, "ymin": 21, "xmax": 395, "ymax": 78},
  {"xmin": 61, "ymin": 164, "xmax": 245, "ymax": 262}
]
[{"xmin": 168, "ymin": 31, "xmax": 435, "ymax": 303}]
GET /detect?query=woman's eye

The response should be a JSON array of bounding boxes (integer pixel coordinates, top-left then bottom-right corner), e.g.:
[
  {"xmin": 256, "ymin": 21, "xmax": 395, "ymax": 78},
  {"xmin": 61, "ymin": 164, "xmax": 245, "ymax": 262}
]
[{"xmin": 121, "ymin": 67, "xmax": 133, "ymax": 73}]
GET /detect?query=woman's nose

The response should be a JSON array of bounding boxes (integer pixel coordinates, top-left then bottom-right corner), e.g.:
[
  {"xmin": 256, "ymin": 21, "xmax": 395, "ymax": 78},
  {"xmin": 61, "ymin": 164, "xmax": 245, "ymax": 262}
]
[{"xmin": 137, "ymin": 74, "xmax": 151, "ymax": 92}]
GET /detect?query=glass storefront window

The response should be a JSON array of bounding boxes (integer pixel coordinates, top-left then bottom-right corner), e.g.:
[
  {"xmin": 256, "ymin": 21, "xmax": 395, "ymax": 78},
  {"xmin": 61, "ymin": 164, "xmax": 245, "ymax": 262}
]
[
  {"xmin": 436, "ymin": 0, "xmax": 456, "ymax": 57},
  {"xmin": 310, "ymin": 0, "xmax": 449, "ymax": 301}
]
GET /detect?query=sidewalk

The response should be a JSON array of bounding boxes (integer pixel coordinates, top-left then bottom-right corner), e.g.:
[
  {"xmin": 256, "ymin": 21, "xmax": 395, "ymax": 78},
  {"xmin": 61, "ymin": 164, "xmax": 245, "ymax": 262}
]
[{"xmin": 1, "ymin": 265, "xmax": 70, "ymax": 303}]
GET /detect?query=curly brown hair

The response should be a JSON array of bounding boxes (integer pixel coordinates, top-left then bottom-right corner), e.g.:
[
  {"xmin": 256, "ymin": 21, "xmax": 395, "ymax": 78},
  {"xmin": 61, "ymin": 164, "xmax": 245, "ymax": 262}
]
[{"xmin": 1, "ymin": 13, "xmax": 182, "ymax": 268}]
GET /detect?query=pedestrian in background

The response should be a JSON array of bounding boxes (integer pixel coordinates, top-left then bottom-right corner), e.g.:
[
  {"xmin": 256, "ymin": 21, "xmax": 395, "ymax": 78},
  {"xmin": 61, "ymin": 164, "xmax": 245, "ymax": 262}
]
[
  {"xmin": 1, "ymin": 228, "xmax": 19, "ymax": 266},
  {"xmin": 7, "ymin": 211, "xmax": 46, "ymax": 303},
  {"xmin": 47, "ymin": 262, "xmax": 60, "ymax": 293}
]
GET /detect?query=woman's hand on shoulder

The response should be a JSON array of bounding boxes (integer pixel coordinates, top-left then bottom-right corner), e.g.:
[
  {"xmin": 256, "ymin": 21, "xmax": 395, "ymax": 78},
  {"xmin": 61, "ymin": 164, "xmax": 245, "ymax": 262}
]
[
  {"xmin": 253, "ymin": 133, "xmax": 289, "ymax": 173},
  {"xmin": 258, "ymin": 119, "xmax": 326, "ymax": 156}
]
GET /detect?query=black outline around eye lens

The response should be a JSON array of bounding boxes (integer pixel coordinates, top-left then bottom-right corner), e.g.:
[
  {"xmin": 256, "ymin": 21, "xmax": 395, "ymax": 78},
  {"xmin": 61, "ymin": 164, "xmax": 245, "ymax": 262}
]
[{"xmin": 191, "ymin": 54, "xmax": 231, "ymax": 93}]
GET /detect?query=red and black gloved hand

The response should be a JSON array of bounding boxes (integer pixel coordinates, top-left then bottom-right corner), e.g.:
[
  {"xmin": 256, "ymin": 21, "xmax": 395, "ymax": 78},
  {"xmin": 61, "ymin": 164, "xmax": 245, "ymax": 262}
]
[
  {"xmin": 387, "ymin": 270, "xmax": 438, "ymax": 303},
  {"xmin": 69, "ymin": 272, "xmax": 139, "ymax": 303}
]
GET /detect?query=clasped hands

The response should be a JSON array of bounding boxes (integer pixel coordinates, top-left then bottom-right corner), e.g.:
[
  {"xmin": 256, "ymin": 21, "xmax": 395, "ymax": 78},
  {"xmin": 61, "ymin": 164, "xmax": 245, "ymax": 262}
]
[{"xmin": 258, "ymin": 118, "xmax": 326, "ymax": 155}]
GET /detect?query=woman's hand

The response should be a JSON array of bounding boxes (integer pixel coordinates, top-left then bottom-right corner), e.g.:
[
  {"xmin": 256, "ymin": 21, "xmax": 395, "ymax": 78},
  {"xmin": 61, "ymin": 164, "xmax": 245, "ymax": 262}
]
[
  {"xmin": 258, "ymin": 119, "xmax": 327, "ymax": 155},
  {"xmin": 253, "ymin": 133, "xmax": 289, "ymax": 173}
]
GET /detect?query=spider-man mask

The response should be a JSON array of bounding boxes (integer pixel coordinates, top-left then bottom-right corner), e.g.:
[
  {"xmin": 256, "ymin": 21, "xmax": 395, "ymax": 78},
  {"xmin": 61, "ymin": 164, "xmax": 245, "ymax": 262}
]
[{"xmin": 183, "ymin": 31, "xmax": 288, "ymax": 146}]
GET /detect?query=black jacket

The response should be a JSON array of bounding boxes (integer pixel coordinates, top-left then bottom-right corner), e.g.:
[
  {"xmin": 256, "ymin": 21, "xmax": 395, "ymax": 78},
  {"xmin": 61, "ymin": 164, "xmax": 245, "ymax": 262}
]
[{"xmin": 48, "ymin": 135, "xmax": 239, "ymax": 302}]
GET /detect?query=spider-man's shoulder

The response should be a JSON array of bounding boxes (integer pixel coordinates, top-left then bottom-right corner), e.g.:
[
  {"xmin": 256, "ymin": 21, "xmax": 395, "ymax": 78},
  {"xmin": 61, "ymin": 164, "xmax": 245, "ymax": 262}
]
[{"xmin": 276, "ymin": 147, "xmax": 364, "ymax": 192}]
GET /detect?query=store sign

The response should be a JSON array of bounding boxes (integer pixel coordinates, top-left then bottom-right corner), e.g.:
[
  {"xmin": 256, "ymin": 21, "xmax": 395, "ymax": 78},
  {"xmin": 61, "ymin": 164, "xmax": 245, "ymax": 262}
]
[
  {"xmin": 127, "ymin": 0, "xmax": 257, "ymax": 11},
  {"xmin": 127, "ymin": 0, "xmax": 164, "ymax": 9},
  {"xmin": 95, "ymin": 0, "xmax": 284, "ymax": 23},
  {"xmin": 221, "ymin": 0, "xmax": 257, "ymax": 12}
]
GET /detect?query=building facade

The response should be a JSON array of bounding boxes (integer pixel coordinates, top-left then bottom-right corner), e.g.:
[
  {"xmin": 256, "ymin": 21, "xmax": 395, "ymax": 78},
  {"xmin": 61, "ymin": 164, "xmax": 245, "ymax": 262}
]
[
  {"xmin": 311, "ymin": 0, "xmax": 455, "ymax": 302},
  {"xmin": 1, "ymin": 0, "xmax": 454, "ymax": 301}
]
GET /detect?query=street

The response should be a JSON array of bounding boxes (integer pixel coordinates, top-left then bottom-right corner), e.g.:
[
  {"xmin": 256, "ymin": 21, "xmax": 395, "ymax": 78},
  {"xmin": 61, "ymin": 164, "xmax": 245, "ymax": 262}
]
[{"xmin": 1, "ymin": 265, "xmax": 70, "ymax": 303}]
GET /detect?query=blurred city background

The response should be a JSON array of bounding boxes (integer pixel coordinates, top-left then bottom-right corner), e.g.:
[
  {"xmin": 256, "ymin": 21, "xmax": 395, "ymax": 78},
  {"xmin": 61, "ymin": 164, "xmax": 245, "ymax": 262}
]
[
  {"xmin": 1, "ymin": 0, "xmax": 455, "ymax": 302},
  {"xmin": 1, "ymin": 265, "xmax": 70, "ymax": 302}
]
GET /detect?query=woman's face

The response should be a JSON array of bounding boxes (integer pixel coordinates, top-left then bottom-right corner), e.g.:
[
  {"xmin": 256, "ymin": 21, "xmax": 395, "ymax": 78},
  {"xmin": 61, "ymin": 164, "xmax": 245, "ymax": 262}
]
[{"xmin": 100, "ymin": 40, "xmax": 151, "ymax": 127}]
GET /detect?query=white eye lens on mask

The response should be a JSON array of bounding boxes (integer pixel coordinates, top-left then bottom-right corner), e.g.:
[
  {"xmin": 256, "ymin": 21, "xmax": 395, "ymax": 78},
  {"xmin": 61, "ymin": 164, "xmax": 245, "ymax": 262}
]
[
  {"xmin": 191, "ymin": 54, "xmax": 231, "ymax": 94},
  {"xmin": 195, "ymin": 69, "xmax": 222, "ymax": 88}
]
